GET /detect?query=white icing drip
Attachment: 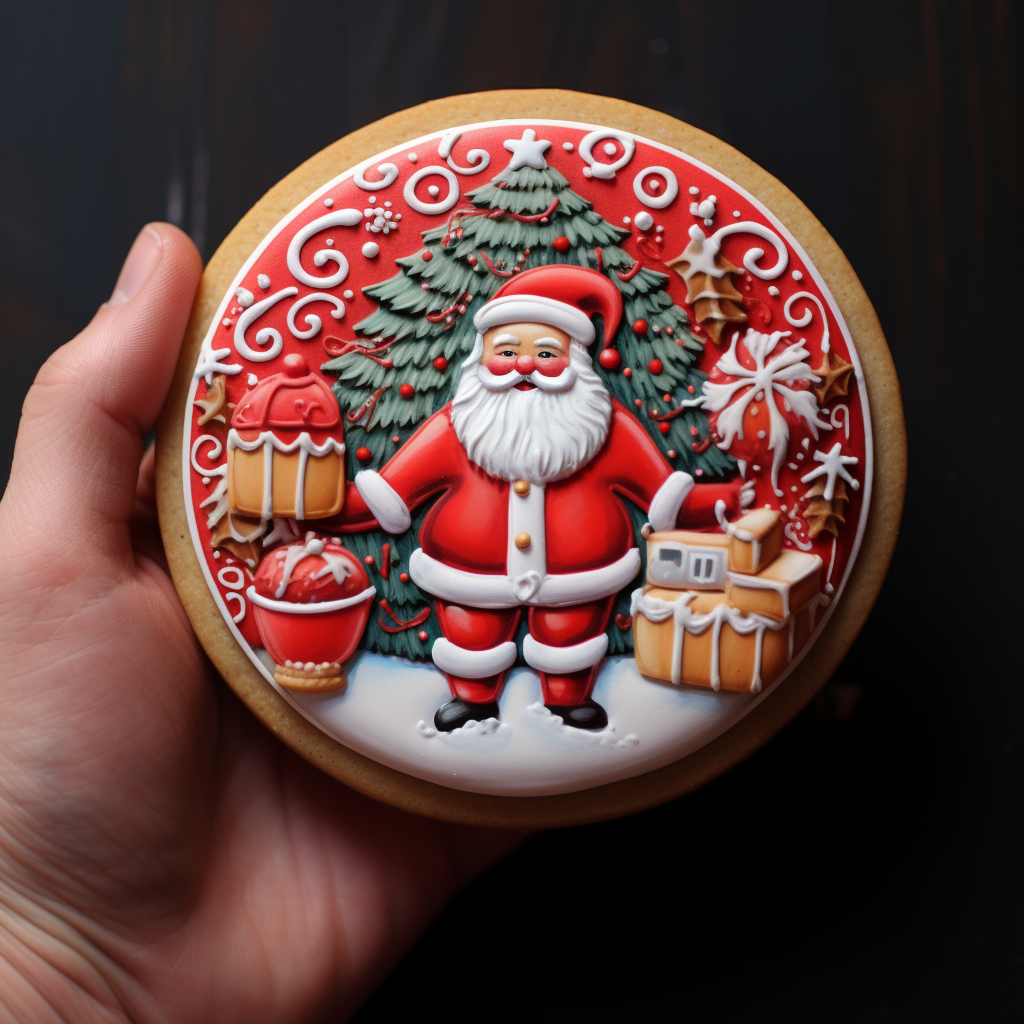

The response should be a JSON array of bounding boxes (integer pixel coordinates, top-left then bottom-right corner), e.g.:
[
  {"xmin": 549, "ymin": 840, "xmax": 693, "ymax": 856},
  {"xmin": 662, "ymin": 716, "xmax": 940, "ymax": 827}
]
[
  {"xmin": 579, "ymin": 129, "xmax": 634, "ymax": 179},
  {"xmin": 286, "ymin": 291, "xmax": 346, "ymax": 340},
  {"xmin": 633, "ymin": 165, "xmax": 679, "ymax": 209},
  {"xmin": 233, "ymin": 287, "xmax": 297, "ymax": 362},
  {"xmin": 403, "ymin": 166, "xmax": 460, "ymax": 214},
  {"xmin": 830, "ymin": 403, "xmax": 850, "ymax": 439},
  {"xmin": 275, "ymin": 532, "xmax": 324, "ymax": 598},
  {"xmin": 826, "ymin": 536, "xmax": 837, "ymax": 589},
  {"xmin": 631, "ymin": 588, "xmax": 785, "ymax": 693},
  {"xmin": 438, "ymin": 129, "xmax": 491, "ymax": 174},
  {"xmin": 800, "ymin": 442, "xmax": 859, "ymax": 501},
  {"xmin": 191, "ymin": 435, "xmax": 229, "ymax": 528},
  {"xmin": 228, "ymin": 430, "xmax": 345, "ymax": 522},
  {"xmin": 784, "ymin": 290, "xmax": 831, "ymax": 354},
  {"xmin": 353, "ymin": 162, "xmax": 399, "ymax": 190},
  {"xmin": 224, "ymin": 592, "xmax": 246, "ymax": 623},
  {"xmin": 286, "ymin": 209, "xmax": 361, "ymax": 289},
  {"xmin": 702, "ymin": 329, "xmax": 828, "ymax": 496},
  {"xmin": 313, "ymin": 550, "xmax": 353, "ymax": 586}
]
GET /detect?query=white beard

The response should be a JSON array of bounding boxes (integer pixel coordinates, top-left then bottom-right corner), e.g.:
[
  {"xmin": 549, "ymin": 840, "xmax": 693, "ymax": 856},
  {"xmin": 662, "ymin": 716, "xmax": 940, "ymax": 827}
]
[{"xmin": 451, "ymin": 340, "xmax": 613, "ymax": 485}]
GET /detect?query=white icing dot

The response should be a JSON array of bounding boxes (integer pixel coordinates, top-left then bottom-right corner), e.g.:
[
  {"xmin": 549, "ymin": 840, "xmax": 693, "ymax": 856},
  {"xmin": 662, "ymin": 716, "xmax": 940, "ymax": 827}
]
[
  {"xmin": 384, "ymin": 200, "xmax": 391, "ymax": 207},
  {"xmin": 222, "ymin": 318, "xmax": 231, "ymax": 326},
  {"xmin": 324, "ymin": 197, "xmax": 334, "ymax": 207},
  {"xmin": 202, "ymin": 476, "xmax": 210, "ymax": 485},
  {"xmin": 688, "ymin": 186, "xmax": 699, "ymax": 195},
  {"xmin": 362, "ymin": 241, "xmax": 379, "ymax": 258},
  {"xmin": 427, "ymin": 184, "xmax": 439, "ymax": 196},
  {"xmin": 247, "ymin": 373, "xmax": 258, "ymax": 386},
  {"xmin": 825, "ymin": 583, "xmax": 834, "ymax": 594},
  {"xmin": 257, "ymin": 273, "xmax": 270, "ymax": 289},
  {"xmin": 768, "ymin": 285, "xmax": 780, "ymax": 297},
  {"xmin": 757, "ymin": 430, "xmax": 766, "ymax": 439},
  {"xmin": 781, "ymin": 504, "xmax": 787, "ymax": 511},
  {"xmin": 343, "ymin": 289, "xmax": 354, "ymax": 299},
  {"xmin": 791, "ymin": 486, "xmax": 798, "ymax": 492},
  {"xmin": 582, "ymin": 167, "xmax": 593, "ymax": 177},
  {"xmin": 793, "ymin": 270, "xmax": 804, "ymax": 281},
  {"xmin": 622, "ymin": 216, "xmax": 631, "ymax": 224},
  {"xmin": 368, "ymin": 195, "xmax": 376, "ymax": 203},
  {"xmin": 562, "ymin": 141, "xmax": 574, "ymax": 151},
  {"xmin": 634, "ymin": 210, "xmax": 654, "ymax": 231},
  {"xmin": 733, "ymin": 210, "xmax": 741, "ymax": 218},
  {"xmin": 213, "ymin": 550, "xmax": 220, "ymax": 559},
  {"xmin": 325, "ymin": 238, "xmax": 334, "ymax": 246},
  {"xmin": 235, "ymin": 287, "xmax": 253, "ymax": 307},
  {"xmin": 408, "ymin": 152, "xmax": 418, "ymax": 163},
  {"xmin": 603, "ymin": 141, "xmax": 617, "ymax": 155}
]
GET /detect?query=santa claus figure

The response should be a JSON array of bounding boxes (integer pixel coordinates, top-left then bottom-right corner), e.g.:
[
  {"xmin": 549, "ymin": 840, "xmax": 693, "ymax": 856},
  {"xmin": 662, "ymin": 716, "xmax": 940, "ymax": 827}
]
[{"xmin": 328, "ymin": 266, "xmax": 749, "ymax": 731}]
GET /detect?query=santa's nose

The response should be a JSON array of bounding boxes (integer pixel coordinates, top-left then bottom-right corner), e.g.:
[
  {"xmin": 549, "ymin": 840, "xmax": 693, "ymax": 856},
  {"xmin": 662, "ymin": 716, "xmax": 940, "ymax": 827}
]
[{"xmin": 515, "ymin": 354, "xmax": 536, "ymax": 375}]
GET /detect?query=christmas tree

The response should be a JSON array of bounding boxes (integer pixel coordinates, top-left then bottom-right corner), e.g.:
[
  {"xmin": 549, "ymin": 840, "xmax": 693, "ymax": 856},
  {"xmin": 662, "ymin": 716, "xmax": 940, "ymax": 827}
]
[{"xmin": 323, "ymin": 158, "xmax": 734, "ymax": 658}]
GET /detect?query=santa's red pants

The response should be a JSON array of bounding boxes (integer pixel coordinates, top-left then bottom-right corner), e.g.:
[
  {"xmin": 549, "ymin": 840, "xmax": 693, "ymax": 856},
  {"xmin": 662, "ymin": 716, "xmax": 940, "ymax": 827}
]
[{"xmin": 433, "ymin": 598, "xmax": 615, "ymax": 706}]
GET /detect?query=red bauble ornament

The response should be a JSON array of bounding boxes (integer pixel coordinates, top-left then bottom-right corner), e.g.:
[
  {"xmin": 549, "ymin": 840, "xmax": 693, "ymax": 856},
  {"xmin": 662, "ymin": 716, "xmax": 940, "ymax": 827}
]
[
  {"xmin": 433, "ymin": 356, "xmax": 448, "ymax": 371},
  {"xmin": 623, "ymin": 367, "xmax": 632, "ymax": 378},
  {"xmin": 364, "ymin": 555, "xmax": 375, "ymax": 566},
  {"xmin": 399, "ymin": 572, "xmax": 410, "ymax": 583},
  {"xmin": 421, "ymin": 251, "xmax": 433, "ymax": 261},
  {"xmin": 658, "ymin": 422, "xmax": 671, "ymax": 434},
  {"xmin": 399, "ymin": 383, "xmax": 415, "ymax": 399},
  {"xmin": 648, "ymin": 358, "xmax": 663, "ymax": 374},
  {"xmin": 633, "ymin": 318, "xmax": 648, "ymax": 335},
  {"xmin": 355, "ymin": 446, "xmax": 372, "ymax": 463},
  {"xmin": 418, "ymin": 630, "xmax": 429, "ymax": 642},
  {"xmin": 552, "ymin": 236, "xmax": 571, "ymax": 252},
  {"xmin": 598, "ymin": 348, "xmax": 621, "ymax": 370}
]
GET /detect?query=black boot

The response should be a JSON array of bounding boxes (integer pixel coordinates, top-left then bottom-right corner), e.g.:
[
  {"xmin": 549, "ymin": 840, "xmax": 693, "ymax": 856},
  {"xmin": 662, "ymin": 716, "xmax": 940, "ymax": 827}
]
[
  {"xmin": 434, "ymin": 697, "xmax": 501, "ymax": 732},
  {"xmin": 544, "ymin": 699, "xmax": 608, "ymax": 730}
]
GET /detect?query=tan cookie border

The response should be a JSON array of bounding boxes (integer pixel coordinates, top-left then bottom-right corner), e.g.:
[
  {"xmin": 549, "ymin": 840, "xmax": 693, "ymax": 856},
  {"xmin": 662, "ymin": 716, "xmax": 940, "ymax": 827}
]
[{"xmin": 156, "ymin": 89, "xmax": 906, "ymax": 829}]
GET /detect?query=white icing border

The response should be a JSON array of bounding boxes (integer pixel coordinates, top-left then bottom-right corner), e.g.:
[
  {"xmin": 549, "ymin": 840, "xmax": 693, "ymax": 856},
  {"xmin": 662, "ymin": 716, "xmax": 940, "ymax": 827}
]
[{"xmin": 181, "ymin": 118, "xmax": 875, "ymax": 797}]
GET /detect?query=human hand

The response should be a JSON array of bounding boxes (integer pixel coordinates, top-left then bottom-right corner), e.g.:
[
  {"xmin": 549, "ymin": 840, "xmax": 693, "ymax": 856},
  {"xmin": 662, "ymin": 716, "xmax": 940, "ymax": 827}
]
[{"xmin": 0, "ymin": 224, "xmax": 521, "ymax": 1022}]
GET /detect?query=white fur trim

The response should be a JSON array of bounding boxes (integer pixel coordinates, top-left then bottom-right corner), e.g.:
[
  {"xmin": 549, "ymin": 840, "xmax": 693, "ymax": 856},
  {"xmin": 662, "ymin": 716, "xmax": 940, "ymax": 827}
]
[
  {"xmin": 431, "ymin": 638, "xmax": 518, "ymax": 678},
  {"xmin": 354, "ymin": 470, "xmax": 411, "ymax": 533},
  {"xmin": 408, "ymin": 547, "xmax": 641, "ymax": 608},
  {"xmin": 473, "ymin": 296, "xmax": 595, "ymax": 344},
  {"xmin": 522, "ymin": 633, "xmax": 608, "ymax": 673},
  {"xmin": 648, "ymin": 472, "xmax": 695, "ymax": 532}
]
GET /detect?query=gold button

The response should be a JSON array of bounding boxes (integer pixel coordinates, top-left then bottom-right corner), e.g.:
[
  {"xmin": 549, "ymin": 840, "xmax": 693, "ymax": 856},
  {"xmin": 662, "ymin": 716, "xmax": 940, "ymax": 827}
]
[
  {"xmin": 514, "ymin": 479, "xmax": 530, "ymax": 496},
  {"xmin": 515, "ymin": 532, "xmax": 531, "ymax": 549}
]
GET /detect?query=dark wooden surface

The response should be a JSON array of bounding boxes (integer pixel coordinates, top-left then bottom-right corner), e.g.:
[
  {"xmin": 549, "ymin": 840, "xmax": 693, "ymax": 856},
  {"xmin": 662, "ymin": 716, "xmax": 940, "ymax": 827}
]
[{"xmin": 1, "ymin": 2, "xmax": 1020, "ymax": 1020}]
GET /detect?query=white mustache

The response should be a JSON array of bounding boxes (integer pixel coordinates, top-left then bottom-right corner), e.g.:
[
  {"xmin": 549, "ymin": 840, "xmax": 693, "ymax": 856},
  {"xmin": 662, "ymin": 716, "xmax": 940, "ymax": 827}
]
[{"xmin": 476, "ymin": 364, "xmax": 578, "ymax": 392}]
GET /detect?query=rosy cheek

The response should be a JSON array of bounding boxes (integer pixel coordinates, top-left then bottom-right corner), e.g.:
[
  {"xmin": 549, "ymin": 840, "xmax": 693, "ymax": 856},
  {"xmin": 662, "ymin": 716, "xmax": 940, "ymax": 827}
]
[
  {"xmin": 533, "ymin": 355, "xmax": 570, "ymax": 376},
  {"xmin": 484, "ymin": 355, "xmax": 517, "ymax": 375}
]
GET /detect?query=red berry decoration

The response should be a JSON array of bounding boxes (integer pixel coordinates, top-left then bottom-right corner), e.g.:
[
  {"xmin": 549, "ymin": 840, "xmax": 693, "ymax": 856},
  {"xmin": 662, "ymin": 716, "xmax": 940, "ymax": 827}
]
[
  {"xmin": 552, "ymin": 236, "xmax": 571, "ymax": 252},
  {"xmin": 364, "ymin": 555, "xmax": 375, "ymax": 566},
  {"xmin": 399, "ymin": 572, "xmax": 410, "ymax": 583},
  {"xmin": 648, "ymin": 358, "xmax": 663, "ymax": 374},
  {"xmin": 623, "ymin": 367, "xmax": 633, "ymax": 378},
  {"xmin": 418, "ymin": 630, "xmax": 429, "ymax": 642},
  {"xmin": 355, "ymin": 446, "xmax": 372, "ymax": 463},
  {"xmin": 421, "ymin": 251, "xmax": 433, "ymax": 261},
  {"xmin": 433, "ymin": 356, "xmax": 448, "ymax": 371},
  {"xmin": 598, "ymin": 348, "xmax": 621, "ymax": 370},
  {"xmin": 659, "ymin": 422, "xmax": 671, "ymax": 434},
  {"xmin": 399, "ymin": 383, "xmax": 415, "ymax": 399},
  {"xmin": 633, "ymin": 318, "xmax": 648, "ymax": 335}
]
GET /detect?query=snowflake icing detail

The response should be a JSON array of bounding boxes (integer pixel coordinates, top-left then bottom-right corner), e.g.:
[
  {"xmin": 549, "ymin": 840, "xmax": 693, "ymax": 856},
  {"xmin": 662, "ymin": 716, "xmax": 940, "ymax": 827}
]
[{"xmin": 702, "ymin": 328, "xmax": 828, "ymax": 495}]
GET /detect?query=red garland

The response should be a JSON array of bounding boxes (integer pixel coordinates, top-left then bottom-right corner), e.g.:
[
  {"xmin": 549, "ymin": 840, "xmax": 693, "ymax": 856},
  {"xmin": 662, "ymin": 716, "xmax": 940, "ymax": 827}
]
[
  {"xmin": 324, "ymin": 336, "xmax": 394, "ymax": 368},
  {"xmin": 380, "ymin": 543, "xmax": 390, "ymax": 579},
  {"xmin": 617, "ymin": 258, "xmax": 643, "ymax": 281},
  {"xmin": 593, "ymin": 246, "xmax": 604, "ymax": 272},
  {"xmin": 441, "ymin": 199, "xmax": 560, "ymax": 247},
  {"xmin": 346, "ymin": 386, "xmax": 388, "ymax": 426},
  {"xmin": 377, "ymin": 599, "xmax": 431, "ymax": 633},
  {"xmin": 477, "ymin": 251, "xmax": 515, "ymax": 278}
]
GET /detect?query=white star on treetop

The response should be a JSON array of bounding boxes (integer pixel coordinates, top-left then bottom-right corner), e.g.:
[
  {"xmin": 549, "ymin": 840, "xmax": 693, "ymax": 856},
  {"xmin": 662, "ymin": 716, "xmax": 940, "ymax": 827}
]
[
  {"xmin": 503, "ymin": 129, "xmax": 551, "ymax": 170},
  {"xmin": 800, "ymin": 442, "xmax": 859, "ymax": 501}
]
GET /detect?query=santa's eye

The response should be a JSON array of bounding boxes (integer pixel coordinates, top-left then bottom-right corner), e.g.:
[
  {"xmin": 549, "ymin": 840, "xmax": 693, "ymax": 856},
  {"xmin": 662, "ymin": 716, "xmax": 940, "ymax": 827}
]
[
  {"xmin": 500, "ymin": 350, "xmax": 515, "ymax": 357},
  {"xmin": 538, "ymin": 351, "xmax": 555, "ymax": 358}
]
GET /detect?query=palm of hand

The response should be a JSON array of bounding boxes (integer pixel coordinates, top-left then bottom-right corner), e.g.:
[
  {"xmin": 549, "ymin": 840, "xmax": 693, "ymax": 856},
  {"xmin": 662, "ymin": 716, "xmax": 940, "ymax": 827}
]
[{"xmin": 0, "ymin": 225, "xmax": 517, "ymax": 1022}]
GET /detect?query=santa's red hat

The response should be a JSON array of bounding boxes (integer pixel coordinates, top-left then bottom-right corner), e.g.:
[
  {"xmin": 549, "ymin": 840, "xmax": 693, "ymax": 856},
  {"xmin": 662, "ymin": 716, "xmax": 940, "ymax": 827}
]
[{"xmin": 473, "ymin": 265, "xmax": 623, "ymax": 349}]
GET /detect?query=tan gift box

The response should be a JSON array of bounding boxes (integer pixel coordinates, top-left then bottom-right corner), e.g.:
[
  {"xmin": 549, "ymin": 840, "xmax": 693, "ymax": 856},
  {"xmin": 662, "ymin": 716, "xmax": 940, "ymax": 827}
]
[{"xmin": 725, "ymin": 549, "xmax": 822, "ymax": 623}]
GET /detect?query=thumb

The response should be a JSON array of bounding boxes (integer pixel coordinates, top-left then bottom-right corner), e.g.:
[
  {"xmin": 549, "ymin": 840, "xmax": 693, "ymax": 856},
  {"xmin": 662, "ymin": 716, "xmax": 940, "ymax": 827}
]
[{"xmin": 0, "ymin": 223, "xmax": 202, "ymax": 571}]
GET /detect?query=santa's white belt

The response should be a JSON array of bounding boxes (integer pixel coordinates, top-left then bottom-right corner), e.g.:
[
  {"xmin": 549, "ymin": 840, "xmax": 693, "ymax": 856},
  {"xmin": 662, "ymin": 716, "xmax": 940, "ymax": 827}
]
[{"xmin": 408, "ymin": 547, "xmax": 641, "ymax": 608}]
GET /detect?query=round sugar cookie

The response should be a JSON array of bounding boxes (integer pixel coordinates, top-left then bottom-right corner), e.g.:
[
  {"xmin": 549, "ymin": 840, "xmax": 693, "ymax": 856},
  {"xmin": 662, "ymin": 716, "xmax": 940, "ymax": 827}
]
[{"xmin": 156, "ymin": 90, "xmax": 905, "ymax": 828}]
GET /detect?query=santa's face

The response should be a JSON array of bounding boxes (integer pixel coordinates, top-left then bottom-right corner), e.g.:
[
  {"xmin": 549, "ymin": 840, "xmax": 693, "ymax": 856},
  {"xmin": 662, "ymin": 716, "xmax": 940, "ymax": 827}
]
[
  {"xmin": 451, "ymin": 321, "xmax": 613, "ymax": 486},
  {"xmin": 481, "ymin": 322, "xmax": 573, "ymax": 390}
]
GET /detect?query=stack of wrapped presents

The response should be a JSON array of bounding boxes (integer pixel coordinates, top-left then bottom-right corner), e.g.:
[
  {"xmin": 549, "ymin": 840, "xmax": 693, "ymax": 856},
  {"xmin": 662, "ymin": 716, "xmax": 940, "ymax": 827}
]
[{"xmin": 631, "ymin": 509, "xmax": 827, "ymax": 694}]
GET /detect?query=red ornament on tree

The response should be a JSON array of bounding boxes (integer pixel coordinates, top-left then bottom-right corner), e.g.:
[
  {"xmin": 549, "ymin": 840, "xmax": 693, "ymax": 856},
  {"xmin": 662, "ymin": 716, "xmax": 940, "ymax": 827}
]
[
  {"xmin": 648, "ymin": 358, "xmax": 663, "ymax": 374},
  {"xmin": 633, "ymin": 318, "xmax": 648, "ymax": 335},
  {"xmin": 599, "ymin": 348, "xmax": 621, "ymax": 370},
  {"xmin": 433, "ymin": 356, "xmax": 448, "ymax": 371},
  {"xmin": 356, "ymin": 446, "xmax": 372, "ymax": 463},
  {"xmin": 399, "ymin": 383, "xmax": 415, "ymax": 399},
  {"xmin": 552, "ymin": 236, "xmax": 571, "ymax": 252}
]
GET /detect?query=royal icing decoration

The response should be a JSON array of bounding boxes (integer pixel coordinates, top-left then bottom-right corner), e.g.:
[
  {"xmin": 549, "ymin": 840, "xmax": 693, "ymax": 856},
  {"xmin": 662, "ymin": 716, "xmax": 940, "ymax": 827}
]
[{"xmin": 182, "ymin": 119, "xmax": 871, "ymax": 797}]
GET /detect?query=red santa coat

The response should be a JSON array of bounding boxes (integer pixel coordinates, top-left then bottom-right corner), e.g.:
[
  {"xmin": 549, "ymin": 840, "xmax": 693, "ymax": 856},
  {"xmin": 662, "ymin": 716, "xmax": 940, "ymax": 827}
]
[{"xmin": 329, "ymin": 398, "xmax": 740, "ymax": 609}]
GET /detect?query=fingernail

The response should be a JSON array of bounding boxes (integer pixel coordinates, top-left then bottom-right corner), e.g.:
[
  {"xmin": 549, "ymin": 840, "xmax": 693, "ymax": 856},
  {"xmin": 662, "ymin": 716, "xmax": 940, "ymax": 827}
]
[{"xmin": 109, "ymin": 225, "xmax": 163, "ymax": 306}]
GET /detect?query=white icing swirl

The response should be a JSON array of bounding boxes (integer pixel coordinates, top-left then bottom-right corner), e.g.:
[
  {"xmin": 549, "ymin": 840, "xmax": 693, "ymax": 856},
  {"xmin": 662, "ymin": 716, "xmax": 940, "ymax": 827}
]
[
  {"xmin": 633, "ymin": 165, "xmax": 679, "ymax": 209},
  {"xmin": 438, "ymin": 130, "xmax": 490, "ymax": 175},
  {"xmin": 579, "ymin": 129, "xmax": 635, "ymax": 180},
  {"xmin": 353, "ymin": 162, "xmax": 399, "ymax": 190},
  {"xmin": 234, "ymin": 287, "xmax": 297, "ymax": 362},
  {"xmin": 403, "ymin": 166, "xmax": 460, "ymax": 214},
  {"xmin": 286, "ymin": 209, "xmax": 361, "ymax": 289},
  {"xmin": 286, "ymin": 292, "xmax": 346, "ymax": 340}
]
